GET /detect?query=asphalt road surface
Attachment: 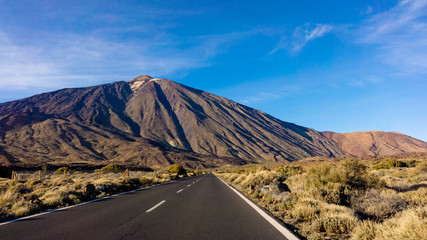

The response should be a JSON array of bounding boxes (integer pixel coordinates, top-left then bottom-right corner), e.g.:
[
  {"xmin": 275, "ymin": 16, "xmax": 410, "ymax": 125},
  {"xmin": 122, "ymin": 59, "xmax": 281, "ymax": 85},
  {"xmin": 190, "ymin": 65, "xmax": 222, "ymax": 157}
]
[{"xmin": 0, "ymin": 173, "xmax": 292, "ymax": 240}]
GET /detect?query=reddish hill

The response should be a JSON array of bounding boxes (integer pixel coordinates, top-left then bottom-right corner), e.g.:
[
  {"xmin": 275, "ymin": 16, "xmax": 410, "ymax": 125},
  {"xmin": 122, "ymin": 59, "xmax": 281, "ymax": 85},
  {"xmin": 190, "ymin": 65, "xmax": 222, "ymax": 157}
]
[{"xmin": 322, "ymin": 131, "xmax": 427, "ymax": 157}]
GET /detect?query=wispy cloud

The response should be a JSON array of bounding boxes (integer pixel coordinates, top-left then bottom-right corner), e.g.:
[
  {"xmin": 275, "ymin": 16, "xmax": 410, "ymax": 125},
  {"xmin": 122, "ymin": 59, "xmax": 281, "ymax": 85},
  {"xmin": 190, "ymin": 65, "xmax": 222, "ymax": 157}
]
[
  {"xmin": 270, "ymin": 24, "xmax": 333, "ymax": 54},
  {"xmin": 356, "ymin": 0, "xmax": 427, "ymax": 75},
  {"xmin": 213, "ymin": 76, "xmax": 304, "ymax": 106},
  {"xmin": 0, "ymin": 26, "xmax": 250, "ymax": 96}
]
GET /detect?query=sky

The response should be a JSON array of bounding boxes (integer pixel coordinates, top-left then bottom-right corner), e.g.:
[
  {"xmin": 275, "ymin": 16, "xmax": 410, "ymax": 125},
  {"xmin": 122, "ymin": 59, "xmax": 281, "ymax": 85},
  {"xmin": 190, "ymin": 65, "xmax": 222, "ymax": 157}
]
[{"xmin": 0, "ymin": 0, "xmax": 426, "ymax": 141}]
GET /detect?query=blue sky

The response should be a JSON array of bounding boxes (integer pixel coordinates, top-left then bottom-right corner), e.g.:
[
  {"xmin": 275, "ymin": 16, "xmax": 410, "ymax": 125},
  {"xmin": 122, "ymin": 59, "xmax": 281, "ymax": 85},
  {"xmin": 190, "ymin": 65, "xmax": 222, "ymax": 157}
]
[{"xmin": 0, "ymin": 0, "xmax": 426, "ymax": 141}]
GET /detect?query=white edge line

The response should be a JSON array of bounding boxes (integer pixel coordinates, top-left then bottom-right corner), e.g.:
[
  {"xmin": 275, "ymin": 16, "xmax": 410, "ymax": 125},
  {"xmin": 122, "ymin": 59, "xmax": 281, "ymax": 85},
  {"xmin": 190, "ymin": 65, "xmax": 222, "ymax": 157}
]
[
  {"xmin": 145, "ymin": 200, "xmax": 166, "ymax": 213},
  {"xmin": 216, "ymin": 175, "xmax": 300, "ymax": 240},
  {"xmin": 0, "ymin": 180, "xmax": 177, "ymax": 227}
]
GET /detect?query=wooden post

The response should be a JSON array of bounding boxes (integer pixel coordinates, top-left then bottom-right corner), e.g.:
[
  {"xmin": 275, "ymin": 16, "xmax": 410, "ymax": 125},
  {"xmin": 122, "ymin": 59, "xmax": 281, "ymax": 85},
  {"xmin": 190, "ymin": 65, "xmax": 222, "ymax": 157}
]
[
  {"xmin": 38, "ymin": 170, "xmax": 42, "ymax": 180},
  {"xmin": 64, "ymin": 169, "xmax": 67, "ymax": 178}
]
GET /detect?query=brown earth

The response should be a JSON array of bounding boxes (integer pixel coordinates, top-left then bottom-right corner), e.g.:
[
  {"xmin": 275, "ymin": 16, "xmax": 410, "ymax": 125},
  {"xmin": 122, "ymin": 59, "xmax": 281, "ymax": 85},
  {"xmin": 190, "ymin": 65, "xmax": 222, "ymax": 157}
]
[{"xmin": 322, "ymin": 131, "xmax": 427, "ymax": 157}]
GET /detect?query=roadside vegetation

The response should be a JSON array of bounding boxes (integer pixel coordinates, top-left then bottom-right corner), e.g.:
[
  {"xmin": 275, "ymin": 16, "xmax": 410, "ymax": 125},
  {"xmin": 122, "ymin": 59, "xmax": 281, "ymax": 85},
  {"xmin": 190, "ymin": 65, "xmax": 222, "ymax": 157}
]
[
  {"xmin": 0, "ymin": 164, "xmax": 203, "ymax": 221},
  {"xmin": 215, "ymin": 154, "xmax": 427, "ymax": 240}
]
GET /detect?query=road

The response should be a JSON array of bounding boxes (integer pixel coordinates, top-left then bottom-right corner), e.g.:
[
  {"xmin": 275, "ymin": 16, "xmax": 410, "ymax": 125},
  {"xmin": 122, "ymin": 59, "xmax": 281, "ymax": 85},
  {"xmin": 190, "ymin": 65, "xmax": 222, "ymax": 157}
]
[{"xmin": 0, "ymin": 173, "xmax": 293, "ymax": 240}]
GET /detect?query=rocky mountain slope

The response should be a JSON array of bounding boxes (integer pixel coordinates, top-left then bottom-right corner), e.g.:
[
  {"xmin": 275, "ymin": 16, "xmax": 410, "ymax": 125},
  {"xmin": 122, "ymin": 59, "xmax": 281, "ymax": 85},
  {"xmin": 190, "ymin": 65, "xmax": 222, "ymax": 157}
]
[
  {"xmin": 322, "ymin": 131, "xmax": 427, "ymax": 157},
  {"xmin": 0, "ymin": 75, "xmax": 425, "ymax": 168}
]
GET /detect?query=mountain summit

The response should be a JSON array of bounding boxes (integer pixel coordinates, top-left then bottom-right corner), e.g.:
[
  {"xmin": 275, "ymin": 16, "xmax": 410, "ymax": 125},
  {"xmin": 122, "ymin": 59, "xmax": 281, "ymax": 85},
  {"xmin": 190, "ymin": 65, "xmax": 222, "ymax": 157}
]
[{"xmin": 0, "ymin": 76, "xmax": 426, "ymax": 168}]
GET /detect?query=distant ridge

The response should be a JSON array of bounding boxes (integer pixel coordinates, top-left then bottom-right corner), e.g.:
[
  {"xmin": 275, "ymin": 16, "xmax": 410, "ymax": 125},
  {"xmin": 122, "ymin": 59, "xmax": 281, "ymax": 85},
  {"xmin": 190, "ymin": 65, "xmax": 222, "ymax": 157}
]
[
  {"xmin": 0, "ymin": 75, "xmax": 426, "ymax": 168},
  {"xmin": 322, "ymin": 131, "xmax": 427, "ymax": 157}
]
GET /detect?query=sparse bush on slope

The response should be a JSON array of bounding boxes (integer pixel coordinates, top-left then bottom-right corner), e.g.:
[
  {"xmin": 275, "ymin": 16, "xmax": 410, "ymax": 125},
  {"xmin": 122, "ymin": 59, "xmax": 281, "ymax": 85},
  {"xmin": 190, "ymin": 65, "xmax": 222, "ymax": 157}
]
[
  {"xmin": 168, "ymin": 164, "xmax": 186, "ymax": 175},
  {"xmin": 351, "ymin": 189, "xmax": 407, "ymax": 220},
  {"xmin": 96, "ymin": 165, "xmax": 120, "ymax": 173},
  {"xmin": 351, "ymin": 206, "xmax": 427, "ymax": 240},
  {"xmin": 373, "ymin": 158, "xmax": 406, "ymax": 169}
]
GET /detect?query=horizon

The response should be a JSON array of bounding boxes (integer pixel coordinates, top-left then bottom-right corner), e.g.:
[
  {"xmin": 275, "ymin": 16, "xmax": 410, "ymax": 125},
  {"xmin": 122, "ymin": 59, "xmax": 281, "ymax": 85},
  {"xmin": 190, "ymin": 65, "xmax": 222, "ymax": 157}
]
[{"xmin": 0, "ymin": 0, "xmax": 426, "ymax": 141}]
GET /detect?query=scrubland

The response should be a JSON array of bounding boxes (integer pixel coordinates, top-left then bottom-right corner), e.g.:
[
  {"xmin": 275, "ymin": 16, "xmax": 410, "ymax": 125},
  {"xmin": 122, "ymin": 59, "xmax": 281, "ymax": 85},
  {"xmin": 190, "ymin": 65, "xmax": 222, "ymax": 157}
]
[
  {"xmin": 216, "ymin": 156, "xmax": 427, "ymax": 240},
  {"xmin": 0, "ymin": 164, "xmax": 199, "ymax": 221}
]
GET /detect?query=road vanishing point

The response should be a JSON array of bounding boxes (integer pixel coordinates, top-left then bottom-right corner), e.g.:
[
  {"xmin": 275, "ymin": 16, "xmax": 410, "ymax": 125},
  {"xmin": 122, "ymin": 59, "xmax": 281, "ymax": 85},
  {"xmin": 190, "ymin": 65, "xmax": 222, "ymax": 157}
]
[{"xmin": 0, "ymin": 173, "xmax": 297, "ymax": 240}]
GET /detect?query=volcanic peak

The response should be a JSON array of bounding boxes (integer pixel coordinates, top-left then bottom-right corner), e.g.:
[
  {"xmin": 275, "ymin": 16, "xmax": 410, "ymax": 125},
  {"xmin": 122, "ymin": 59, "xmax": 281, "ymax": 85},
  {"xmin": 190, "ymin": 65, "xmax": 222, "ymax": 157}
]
[{"xmin": 129, "ymin": 75, "xmax": 167, "ymax": 91}]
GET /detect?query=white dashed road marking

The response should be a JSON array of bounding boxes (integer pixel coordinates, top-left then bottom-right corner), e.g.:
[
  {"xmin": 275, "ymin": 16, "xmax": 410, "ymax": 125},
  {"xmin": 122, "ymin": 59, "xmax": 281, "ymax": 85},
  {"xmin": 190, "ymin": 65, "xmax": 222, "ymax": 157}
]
[{"xmin": 146, "ymin": 200, "xmax": 166, "ymax": 213}]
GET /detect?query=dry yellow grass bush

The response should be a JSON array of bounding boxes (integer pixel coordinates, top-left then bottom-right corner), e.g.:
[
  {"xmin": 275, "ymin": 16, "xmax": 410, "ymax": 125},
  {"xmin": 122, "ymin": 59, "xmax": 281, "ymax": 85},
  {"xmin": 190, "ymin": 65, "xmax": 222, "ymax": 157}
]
[
  {"xmin": 351, "ymin": 220, "xmax": 377, "ymax": 240},
  {"xmin": 399, "ymin": 187, "xmax": 427, "ymax": 206},
  {"xmin": 351, "ymin": 189, "xmax": 407, "ymax": 220},
  {"xmin": 240, "ymin": 170, "xmax": 281, "ymax": 188},
  {"xmin": 375, "ymin": 206, "xmax": 427, "ymax": 240},
  {"xmin": 352, "ymin": 207, "xmax": 427, "ymax": 240}
]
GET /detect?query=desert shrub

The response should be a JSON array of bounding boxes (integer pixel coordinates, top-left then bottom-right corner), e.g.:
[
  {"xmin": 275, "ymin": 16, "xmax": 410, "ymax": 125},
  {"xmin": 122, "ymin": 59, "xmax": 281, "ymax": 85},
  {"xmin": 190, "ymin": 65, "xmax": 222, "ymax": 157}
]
[
  {"xmin": 351, "ymin": 189, "xmax": 407, "ymax": 220},
  {"xmin": 139, "ymin": 177, "xmax": 153, "ymax": 185},
  {"xmin": 96, "ymin": 164, "xmax": 120, "ymax": 173},
  {"xmin": 290, "ymin": 198, "xmax": 321, "ymax": 221},
  {"xmin": 168, "ymin": 164, "xmax": 186, "ymax": 175},
  {"xmin": 292, "ymin": 197, "xmax": 359, "ymax": 234},
  {"xmin": 351, "ymin": 220, "xmax": 377, "ymax": 240},
  {"xmin": 263, "ymin": 193, "xmax": 274, "ymax": 204},
  {"xmin": 232, "ymin": 174, "xmax": 247, "ymax": 184},
  {"xmin": 0, "ymin": 190, "xmax": 18, "ymax": 214},
  {"xmin": 414, "ymin": 161, "xmax": 427, "ymax": 171},
  {"xmin": 285, "ymin": 174, "xmax": 305, "ymax": 193},
  {"xmin": 309, "ymin": 182, "xmax": 349, "ymax": 205},
  {"xmin": 240, "ymin": 170, "xmax": 281, "ymax": 189},
  {"xmin": 303, "ymin": 159, "xmax": 371, "ymax": 204},
  {"xmin": 31, "ymin": 187, "xmax": 50, "ymax": 198},
  {"xmin": 251, "ymin": 190, "xmax": 261, "ymax": 199},
  {"xmin": 41, "ymin": 163, "xmax": 49, "ymax": 172},
  {"xmin": 54, "ymin": 167, "xmax": 70, "ymax": 175},
  {"xmin": 40, "ymin": 188, "xmax": 68, "ymax": 208},
  {"xmin": 275, "ymin": 165, "xmax": 303, "ymax": 177},
  {"xmin": 402, "ymin": 159, "xmax": 417, "ymax": 168},
  {"xmin": 374, "ymin": 159, "xmax": 406, "ymax": 170},
  {"xmin": 123, "ymin": 178, "xmax": 141, "ymax": 188},
  {"xmin": 186, "ymin": 169, "xmax": 195, "ymax": 176},
  {"xmin": 306, "ymin": 159, "xmax": 368, "ymax": 189},
  {"xmin": 226, "ymin": 173, "xmax": 239, "ymax": 182},
  {"xmin": 399, "ymin": 187, "xmax": 427, "ymax": 206},
  {"xmin": 24, "ymin": 179, "xmax": 42, "ymax": 188},
  {"xmin": 311, "ymin": 213, "xmax": 358, "ymax": 234},
  {"xmin": 407, "ymin": 162, "xmax": 427, "ymax": 183},
  {"xmin": 9, "ymin": 200, "xmax": 34, "ymax": 217},
  {"xmin": 375, "ymin": 206, "xmax": 427, "ymax": 240}
]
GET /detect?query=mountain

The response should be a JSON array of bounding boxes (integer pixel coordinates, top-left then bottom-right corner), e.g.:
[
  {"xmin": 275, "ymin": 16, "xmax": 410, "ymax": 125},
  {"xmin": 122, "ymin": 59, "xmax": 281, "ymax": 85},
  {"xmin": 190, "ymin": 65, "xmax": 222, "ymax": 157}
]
[
  {"xmin": 322, "ymin": 131, "xmax": 427, "ymax": 157},
  {"xmin": 0, "ymin": 75, "xmax": 425, "ymax": 168}
]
